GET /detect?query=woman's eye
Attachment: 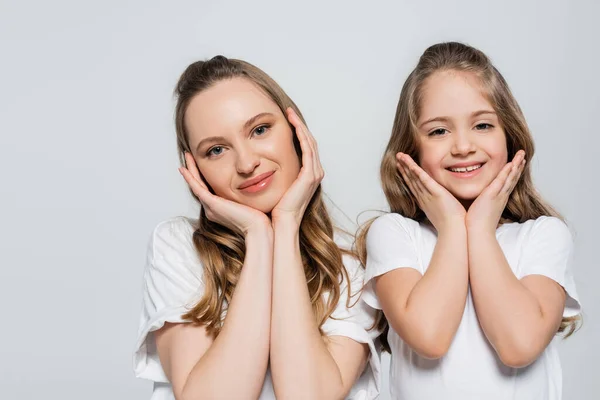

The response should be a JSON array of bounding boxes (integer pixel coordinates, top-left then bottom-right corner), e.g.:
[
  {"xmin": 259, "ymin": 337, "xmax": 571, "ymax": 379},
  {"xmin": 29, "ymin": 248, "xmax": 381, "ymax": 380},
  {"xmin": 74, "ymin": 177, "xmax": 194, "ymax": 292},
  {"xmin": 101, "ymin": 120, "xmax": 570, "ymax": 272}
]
[
  {"xmin": 429, "ymin": 128, "xmax": 447, "ymax": 136},
  {"xmin": 207, "ymin": 146, "xmax": 224, "ymax": 157},
  {"xmin": 253, "ymin": 124, "xmax": 269, "ymax": 136},
  {"xmin": 475, "ymin": 123, "xmax": 493, "ymax": 130}
]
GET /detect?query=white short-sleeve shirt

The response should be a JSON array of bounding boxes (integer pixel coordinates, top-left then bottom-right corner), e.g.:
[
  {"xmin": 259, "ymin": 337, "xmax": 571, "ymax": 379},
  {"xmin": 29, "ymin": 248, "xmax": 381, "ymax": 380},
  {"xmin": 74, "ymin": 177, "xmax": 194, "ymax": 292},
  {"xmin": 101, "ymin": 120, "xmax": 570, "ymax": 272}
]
[
  {"xmin": 363, "ymin": 213, "xmax": 581, "ymax": 400},
  {"xmin": 134, "ymin": 217, "xmax": 381, "ymax": 400}
]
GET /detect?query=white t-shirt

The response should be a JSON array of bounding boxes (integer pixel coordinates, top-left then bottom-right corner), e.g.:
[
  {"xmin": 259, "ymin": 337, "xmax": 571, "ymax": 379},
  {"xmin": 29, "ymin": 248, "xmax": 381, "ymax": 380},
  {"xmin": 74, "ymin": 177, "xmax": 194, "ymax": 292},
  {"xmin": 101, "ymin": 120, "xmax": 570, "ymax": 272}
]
[
  {"xmin": 134, "ymin": 217, "xmax": 381, "ymax": 400},
  {"xmin": 363, "ymin": 213, "xmax": 581, "ymax": 400}
]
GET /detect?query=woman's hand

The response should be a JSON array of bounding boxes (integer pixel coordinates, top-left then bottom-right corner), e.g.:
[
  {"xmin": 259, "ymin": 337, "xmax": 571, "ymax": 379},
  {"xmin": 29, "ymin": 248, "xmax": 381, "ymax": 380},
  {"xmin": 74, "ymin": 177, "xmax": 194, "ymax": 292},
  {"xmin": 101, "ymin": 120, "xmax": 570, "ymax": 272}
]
[
  {"xmin": 179, "ymin": 152, "xmax": 271, "ymax": 236},
  {"xmin": 271, "ymin": 108, "xmax": 324, "ymax": 227}
]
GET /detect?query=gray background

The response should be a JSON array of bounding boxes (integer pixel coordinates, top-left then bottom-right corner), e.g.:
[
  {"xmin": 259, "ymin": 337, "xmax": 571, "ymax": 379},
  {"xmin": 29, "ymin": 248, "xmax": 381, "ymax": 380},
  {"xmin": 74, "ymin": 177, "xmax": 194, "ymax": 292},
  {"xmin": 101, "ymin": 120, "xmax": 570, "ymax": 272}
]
[{"xmin": 1, "ymin": 0, "xmax": 598, "ymax": 398}]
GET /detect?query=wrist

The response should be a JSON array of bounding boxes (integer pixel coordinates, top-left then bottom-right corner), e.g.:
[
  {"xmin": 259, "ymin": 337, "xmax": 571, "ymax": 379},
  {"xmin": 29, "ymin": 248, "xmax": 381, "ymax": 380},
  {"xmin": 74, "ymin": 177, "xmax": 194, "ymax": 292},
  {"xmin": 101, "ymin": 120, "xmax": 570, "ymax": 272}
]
[
  {"xmin": 271, "ymin": 213, "xmax": 301, "ymax": 232},
  {"xmin": 436, "ymin": 216, "xmax": 467, "ymax": 235},
  {"xmin": 466, "ymin": 222, "xmax": 497, "ymax": 238},
  {"xmin": 245, "ymin": 218, "xmax": 274, "ymax": 239}
]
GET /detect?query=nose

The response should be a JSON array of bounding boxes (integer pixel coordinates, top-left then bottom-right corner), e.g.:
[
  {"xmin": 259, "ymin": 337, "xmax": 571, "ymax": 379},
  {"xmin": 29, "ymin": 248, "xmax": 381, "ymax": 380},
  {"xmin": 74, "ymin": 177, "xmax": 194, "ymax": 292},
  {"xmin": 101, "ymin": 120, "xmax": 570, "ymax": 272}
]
[
  {"xmin": 451, "ymin": 130, "xmax": 477, "ymax": 156},
  {"xmin": 235, "ymin": 145, "xmax": 260, "ymax": 175}
]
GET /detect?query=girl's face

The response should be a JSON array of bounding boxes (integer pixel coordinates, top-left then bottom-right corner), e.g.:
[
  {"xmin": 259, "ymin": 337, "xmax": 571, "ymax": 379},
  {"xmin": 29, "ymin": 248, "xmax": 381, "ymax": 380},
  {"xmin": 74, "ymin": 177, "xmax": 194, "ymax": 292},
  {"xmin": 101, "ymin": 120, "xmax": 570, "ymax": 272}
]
[
  {"xmin": 184, "ymin": 78, "xmax": 301, "ymax": 213},
  {"xmin": 416, "ymin": 70, "xmax": 508, "ymax": 205}
]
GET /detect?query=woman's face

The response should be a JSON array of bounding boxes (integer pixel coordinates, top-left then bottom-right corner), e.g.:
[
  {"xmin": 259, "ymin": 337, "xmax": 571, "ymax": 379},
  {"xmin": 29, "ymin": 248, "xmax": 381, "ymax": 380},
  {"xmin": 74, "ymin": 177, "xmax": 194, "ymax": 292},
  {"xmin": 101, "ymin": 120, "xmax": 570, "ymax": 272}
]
[{"xmin": 184, "ymin": 78, "xmax": 301, "ymax": 213}]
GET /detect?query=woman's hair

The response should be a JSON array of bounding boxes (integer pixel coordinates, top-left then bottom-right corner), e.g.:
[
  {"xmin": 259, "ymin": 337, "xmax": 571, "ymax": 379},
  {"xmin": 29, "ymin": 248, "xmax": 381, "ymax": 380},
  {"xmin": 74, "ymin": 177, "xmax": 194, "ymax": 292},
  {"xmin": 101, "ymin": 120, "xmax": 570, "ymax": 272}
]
[
  {"xmin": 174, "ymin": 55, "xmax": 350, "ymax": 337},
  {"xmin": 355, "ymin": 42, "xmax": 580, "ymax": 351}
]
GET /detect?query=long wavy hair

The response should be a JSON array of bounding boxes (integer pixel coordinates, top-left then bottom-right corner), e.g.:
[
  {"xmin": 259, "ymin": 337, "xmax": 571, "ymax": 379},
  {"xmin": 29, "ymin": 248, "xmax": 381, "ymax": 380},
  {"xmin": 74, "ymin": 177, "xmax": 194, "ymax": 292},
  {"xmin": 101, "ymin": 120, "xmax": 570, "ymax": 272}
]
[
  {"xmin": 173, "ymin": 56, "xmax": 351, "ymax": 337},
  {"xmin": 355, "ymin": 42, "xmax": 580, "ymax": 351}
]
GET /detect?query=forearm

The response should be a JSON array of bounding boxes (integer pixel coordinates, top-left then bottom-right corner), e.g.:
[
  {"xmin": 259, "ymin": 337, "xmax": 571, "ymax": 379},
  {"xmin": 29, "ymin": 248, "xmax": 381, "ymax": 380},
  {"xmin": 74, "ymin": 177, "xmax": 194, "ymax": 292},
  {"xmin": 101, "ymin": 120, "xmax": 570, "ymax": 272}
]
[
  {"xmin": 182, "ymin": 226, "xmax": 273, "ymax": 400},
  {"xmin": 393, "ymin": 223, "xmax": 468, "ymax": 355},
  {"xmin": 468, "ymin": 229, "xmax": 548, "ymax": 366},
  {"xmin": 269, "ymin": 219, "xmax": 344, "ymax": 399}
]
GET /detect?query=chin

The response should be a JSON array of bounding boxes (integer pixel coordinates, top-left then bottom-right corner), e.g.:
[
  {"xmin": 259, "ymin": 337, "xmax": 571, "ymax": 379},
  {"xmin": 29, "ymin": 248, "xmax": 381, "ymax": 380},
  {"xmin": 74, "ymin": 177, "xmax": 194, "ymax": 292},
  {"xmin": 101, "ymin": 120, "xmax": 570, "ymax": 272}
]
[
  {"xmin": 450, "ymin": 186, "xmax": 484, "ymax": 201},
  {"xmin": 240, "ymin": 195, "xmax": 282, "ymax": 215}
]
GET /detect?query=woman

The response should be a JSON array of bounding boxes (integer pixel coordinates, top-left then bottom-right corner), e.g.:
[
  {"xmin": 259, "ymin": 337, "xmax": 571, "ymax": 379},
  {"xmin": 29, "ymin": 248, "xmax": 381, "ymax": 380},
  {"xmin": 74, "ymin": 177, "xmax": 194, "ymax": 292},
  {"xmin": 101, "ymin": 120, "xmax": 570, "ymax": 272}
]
[{"xmin": 133, "ymin": 56, "xmax": 380, "ymax": 399}]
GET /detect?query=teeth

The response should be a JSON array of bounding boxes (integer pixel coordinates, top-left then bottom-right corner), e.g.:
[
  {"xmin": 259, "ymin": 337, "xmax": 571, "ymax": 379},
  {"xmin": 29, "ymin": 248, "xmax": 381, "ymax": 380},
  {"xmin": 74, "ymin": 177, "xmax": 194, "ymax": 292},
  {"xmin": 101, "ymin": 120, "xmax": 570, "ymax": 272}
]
[{"xmin": 449, "ymin": 164, "xmax": 482, "ymax": 173}]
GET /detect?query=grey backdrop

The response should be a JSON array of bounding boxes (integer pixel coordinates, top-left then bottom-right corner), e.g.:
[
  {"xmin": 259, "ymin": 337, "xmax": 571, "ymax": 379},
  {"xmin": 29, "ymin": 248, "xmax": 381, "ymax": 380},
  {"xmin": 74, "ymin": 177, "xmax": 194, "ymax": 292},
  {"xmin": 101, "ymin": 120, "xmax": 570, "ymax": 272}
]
[{"xmin": 1, "ymin": 0, "xmax": 598, "ymax": 399}]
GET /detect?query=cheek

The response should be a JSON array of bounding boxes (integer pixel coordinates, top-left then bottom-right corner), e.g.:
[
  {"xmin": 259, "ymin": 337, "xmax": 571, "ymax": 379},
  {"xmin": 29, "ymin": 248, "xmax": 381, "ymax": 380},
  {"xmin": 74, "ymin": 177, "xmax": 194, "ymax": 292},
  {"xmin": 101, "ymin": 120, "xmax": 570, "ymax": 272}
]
[
  {"xmin": 278, "ymin": 144, "xmax": 301, "ymax": 186},
  {"xmin": 420, "ymin": 161, "xmax": 437, "ymax": 179},
  {"xmin": 267, "ymin": 129, "xmax": 301, "ymax": 173},
  {"xmin": 198, "ymin": 163, "xmax": 231, "ymax": 198},
  {"xmin": 418, "ymin": 149, "xmax": 444, "ymax": 178},
  {"xmin": 489, "ymin": 130, "xmax": 508, "ymax": 159},
  {"xmin": 486, "ymin": 141, "xmax": 509, "ymax": 173}
]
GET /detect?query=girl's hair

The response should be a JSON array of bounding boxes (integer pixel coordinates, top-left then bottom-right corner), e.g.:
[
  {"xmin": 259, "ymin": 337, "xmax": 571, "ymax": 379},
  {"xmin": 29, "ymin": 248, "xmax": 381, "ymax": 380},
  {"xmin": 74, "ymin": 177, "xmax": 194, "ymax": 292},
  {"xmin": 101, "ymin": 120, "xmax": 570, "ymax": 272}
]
[
  {"xmin": 355, "ymin": 42, "xmax": 580, "ymax": 351},
  {"xmin": 174, "ymin": 56, "xmax": 350, "ymax": 337}
]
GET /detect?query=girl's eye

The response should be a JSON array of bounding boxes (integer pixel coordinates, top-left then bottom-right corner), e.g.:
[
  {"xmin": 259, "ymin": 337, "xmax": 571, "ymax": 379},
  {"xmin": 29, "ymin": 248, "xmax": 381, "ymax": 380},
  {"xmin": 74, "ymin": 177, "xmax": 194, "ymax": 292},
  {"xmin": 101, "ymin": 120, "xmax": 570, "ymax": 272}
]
[
  {"xmin": 475, "ymin": 123, "xmax": 493, "ymax": 130},
  {"xmin": 253, "ymin": 124, "xmax": 270, "ymax": 136},
  {"xmin": 429, "ymin": 128, "xmax": 447, "ymax": 136},
  {"xmin": 207, "ymin": 146, "xmax": 224, "ymax": 157}
]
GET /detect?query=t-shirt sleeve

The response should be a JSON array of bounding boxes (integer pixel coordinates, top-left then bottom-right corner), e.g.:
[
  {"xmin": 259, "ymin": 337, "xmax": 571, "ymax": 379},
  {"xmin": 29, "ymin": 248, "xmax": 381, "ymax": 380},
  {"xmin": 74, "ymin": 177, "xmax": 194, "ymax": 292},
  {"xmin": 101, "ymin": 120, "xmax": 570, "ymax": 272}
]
[
  {"xmin": 362, "ymin": 213, "xmax": 421, "ymax": 310},
  {"xmin": 518, "ymin": 216, "xmax": 581, "ymax": 317},
  {"xmin": 133, "ymin": 217, "xmax": 204, "ymax": 382},
  {"xmin": 321, "ymin": 253, "xmax": 382, "ymax": 400}
]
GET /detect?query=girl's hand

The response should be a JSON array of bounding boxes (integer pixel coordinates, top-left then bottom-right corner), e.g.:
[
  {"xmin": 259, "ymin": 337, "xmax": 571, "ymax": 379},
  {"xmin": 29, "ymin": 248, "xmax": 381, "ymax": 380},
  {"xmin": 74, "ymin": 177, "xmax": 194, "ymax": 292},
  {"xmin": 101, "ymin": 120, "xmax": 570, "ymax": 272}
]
[
  {"xmin": 466, "ymin": 150, "xmax": 526, "ymax": 233},
  {"xmin": 271, "ymin": 108, "xmax": 324, "ymax": 228},
  {"xmin": 396, "ymin": 153, "xmax": 466, "ymax": 233},
  {"xmin": 179, "ymin": 152, "xmax": 271, "ymax": 236}
]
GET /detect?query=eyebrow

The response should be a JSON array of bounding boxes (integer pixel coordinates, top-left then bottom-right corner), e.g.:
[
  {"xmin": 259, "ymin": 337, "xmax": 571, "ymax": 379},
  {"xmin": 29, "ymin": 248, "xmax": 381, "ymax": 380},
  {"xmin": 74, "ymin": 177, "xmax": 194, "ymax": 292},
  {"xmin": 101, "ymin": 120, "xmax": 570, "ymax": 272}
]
[
  {"xmin": 418, "ymin": 110, "xmax": 497, "ymax": 129},
  {"xmin": 243, "ymin": 112, "xmax": 274, "ymax": 131},
  {"xmin": 195, "ymin": 135, "xmax": 227, "ymax": 154},
  {"xmin": 195, "ymin": 112, "xmax": 275, "ymax": 154}
]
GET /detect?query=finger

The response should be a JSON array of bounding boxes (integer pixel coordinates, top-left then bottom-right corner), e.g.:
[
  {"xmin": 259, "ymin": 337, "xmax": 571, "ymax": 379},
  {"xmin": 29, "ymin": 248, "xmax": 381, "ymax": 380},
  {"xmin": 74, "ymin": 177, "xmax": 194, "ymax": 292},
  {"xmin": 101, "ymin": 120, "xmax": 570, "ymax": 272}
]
[
  {"xmin": 398, "ymin": 160, "xmax": 426, "ymax": 206},
  {"xmin": 488, "ymin": 162, "xmax": 514, "ymax": 196},
  {"xmin": 309, "ymin": 135, "xmax": 322, "ymax": 180},
  {"xmin": 502, "ymin": 152, "xmax": 526, "ymax": 192},
  {"xmin": 396, "ymin": 153, "xmax": 427, "ymax": 199},
  {"xmin": 398, "ymin": 155, "xmax": 426, "ymax": 197},
  {"xmin": 502, "ymin": 158, "xmax": 526, "ymax": 194},
  {"xmin": 303, "ymin": 125, "xmax": 321, "ymax": 180},
  {"xmin": 288, "ymin": 108, "xmax": 322, "ymax": 180},
  {"xmin": 288, "ymin": 110, "xmax": 317, "ymax": 180},
  {"xmin": 512, "ymin": 150, "xmax": 526, "ymax": 164},
  {"xmin": 396, "ymin": 160, "xmax": 415, "ymax": 194},
  {"xmin": 286, "ymin": 107, "xmax": 308, "ymax": 142},
  {"xmin": 500, "ymin": 163, "xmax": 518, "ymax": 194},
  {"xmin": 411, "ymin": 164, "xmax": 436, "ymax": 196},
  {"xmin": 179, "ymin": 167, "xmax": 211, "ymax": 202},
  {"xmin": 299, "ymin": 133, "xmax": 315, "ymax": 177},
  {"xmin": 401, "ymin": 155, "xmax": 437, "ymax": 196},
  {"xmin": 184, "ymin": 152, "xmax": 203, "ymax": 184},
  {"xmin": 288, "ymin": 107, "xmax": 316, "ymax": 145},
  {"xmin": 287, "ymin": 107, "xmax": 318, "ymax": 156},
  {"xmin": 397, "ymin": 161, "xmax": 422, "ymax": 206},
  {"xmin": 405, "ymin": 162, "xmax": 427, "ymax": 197}
]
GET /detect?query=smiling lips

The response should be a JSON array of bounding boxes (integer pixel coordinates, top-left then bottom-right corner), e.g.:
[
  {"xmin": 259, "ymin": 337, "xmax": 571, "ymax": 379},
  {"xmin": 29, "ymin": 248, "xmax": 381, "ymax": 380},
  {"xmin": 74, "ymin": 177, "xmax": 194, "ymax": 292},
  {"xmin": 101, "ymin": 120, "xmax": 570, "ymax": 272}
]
[
  {"xmin": 238, "ymin": 171, "xmax": 275, "ymax": 193},
  {"xmin": 446, "ymin": 162, "xmax": 485, "ymax": 178}
]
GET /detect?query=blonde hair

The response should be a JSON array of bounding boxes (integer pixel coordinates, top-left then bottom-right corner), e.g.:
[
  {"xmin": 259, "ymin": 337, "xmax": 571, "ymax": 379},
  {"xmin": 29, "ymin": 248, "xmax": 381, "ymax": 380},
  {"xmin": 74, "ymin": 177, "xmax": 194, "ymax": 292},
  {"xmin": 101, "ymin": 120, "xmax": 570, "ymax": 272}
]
[
  {"xmin": 174, "ymin": 56, "xmax": 350, "ymax": 337},
  {"xmin": 356, "ymin": 42, "xmax": 580, "ymax": 350}
]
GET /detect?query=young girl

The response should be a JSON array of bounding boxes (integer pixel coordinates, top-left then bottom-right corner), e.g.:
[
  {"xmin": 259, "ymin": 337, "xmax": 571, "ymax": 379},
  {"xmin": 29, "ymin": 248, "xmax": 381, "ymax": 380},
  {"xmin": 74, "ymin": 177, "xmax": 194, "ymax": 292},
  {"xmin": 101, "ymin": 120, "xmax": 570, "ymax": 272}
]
[
  {"xmin": 133, "ymin": 56, "xmax": 380, "ymax": 400},
  {"xmin": 357, "ymin": 42, "xmax": 581, "ymax": 399}
]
